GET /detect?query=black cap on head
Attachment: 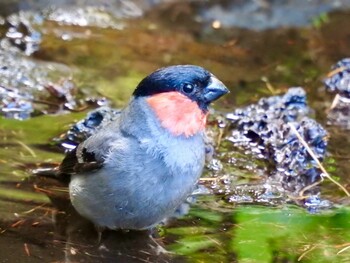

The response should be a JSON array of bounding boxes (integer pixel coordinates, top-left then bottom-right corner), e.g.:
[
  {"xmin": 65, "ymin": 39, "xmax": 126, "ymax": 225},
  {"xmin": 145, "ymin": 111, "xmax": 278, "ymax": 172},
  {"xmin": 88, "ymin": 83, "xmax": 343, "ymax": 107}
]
[{"xmin": 133, "ymin": 65, "xmax": 229, "ymax": 111}]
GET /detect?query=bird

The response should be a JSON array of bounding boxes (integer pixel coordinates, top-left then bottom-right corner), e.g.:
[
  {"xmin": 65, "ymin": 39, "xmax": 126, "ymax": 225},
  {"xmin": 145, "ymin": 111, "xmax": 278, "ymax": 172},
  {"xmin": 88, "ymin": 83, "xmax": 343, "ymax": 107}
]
[{"xmin": 51, "ymin": 65, "xmax": 228, "ymax": 230}]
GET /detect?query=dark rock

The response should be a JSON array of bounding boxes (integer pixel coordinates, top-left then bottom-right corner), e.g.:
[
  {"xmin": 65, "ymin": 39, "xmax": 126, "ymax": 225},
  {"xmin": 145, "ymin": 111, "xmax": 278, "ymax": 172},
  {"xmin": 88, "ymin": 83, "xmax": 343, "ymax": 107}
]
[
  {"xmin": 56, "ymin": 106, "xmax": 121, "ymax": 150},
  {"xmin": 226, "ymin": 87, "xmax": 328, "ymax": 198},
  {"xmin": 324, "ymin": 58, "xmax": 350, "ymax": 129},
  {"xmin": 0, "ymin": 85, "xmax": 33, "ymax": 120},
  {"xmin": 3, "ymin": 11, "xmax": 43, "ymax": 55},
  {"xmin": 324, "ymin": 57, "xmax": 350, "ymax": 97}
]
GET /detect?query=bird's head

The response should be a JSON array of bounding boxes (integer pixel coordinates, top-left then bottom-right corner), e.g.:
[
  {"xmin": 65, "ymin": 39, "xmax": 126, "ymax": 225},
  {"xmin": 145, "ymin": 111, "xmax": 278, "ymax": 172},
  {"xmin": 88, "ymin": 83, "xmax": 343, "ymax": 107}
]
[{"xmin": 133, "ymin": 65, "xmax": 229, "ymax": 137}]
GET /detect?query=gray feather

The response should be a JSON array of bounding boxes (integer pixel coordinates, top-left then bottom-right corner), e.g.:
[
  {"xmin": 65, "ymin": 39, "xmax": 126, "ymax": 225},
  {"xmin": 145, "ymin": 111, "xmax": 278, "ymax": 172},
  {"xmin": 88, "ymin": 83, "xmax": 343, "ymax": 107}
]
[{"xmin": 69, "ymin": 97, "xmax": 205, "ymax": 229}]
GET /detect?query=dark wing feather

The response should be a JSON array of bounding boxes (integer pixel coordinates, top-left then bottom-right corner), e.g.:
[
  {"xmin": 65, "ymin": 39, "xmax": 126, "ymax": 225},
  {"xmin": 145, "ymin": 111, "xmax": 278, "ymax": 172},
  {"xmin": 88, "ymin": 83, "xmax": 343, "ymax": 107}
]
[
  {"xmin": 59, "ymin": 148, "xmax": 79, "ymax": 175},
  {"xmin": 58, "ymin": 116, "xmax": 122, "ymax": 181},
  {"xmin": 58, "ymin": 146, "xmax": 103, "ymax": 181}
]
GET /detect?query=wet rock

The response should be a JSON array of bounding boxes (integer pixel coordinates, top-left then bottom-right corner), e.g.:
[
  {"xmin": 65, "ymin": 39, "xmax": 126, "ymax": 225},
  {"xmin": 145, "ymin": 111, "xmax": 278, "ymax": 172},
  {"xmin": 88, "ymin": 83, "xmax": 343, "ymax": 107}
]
[
  {"xmin": 0, "ymin": 3, "xmax": 146, "ymax": 55},
  {"xmin": 1, "ymin": 1, "xmax": 171, "ymax": 34},
  {"xmin": 43, "ymin": 79, "xmax": 78, "ymax": 111},
  {"xmin": 227, "ymin": 183, "xmax": 285, "ymax": 206},
  {"xmin": 324, "ymin": 58, "xmax": 350, "ymax": 129},
  {"xmin": 0, "ymin": 85, "xmax": 33, "ymax": 120},
  {"xmin": 326, "ymin": 98, "xmax": 350, "ymax": 129},
  {"xmin": 304, "ymin": 195, "xmax": 332, "ymax": 213},
  {"xmin": 324, "ymin": 57, "xmax": 350, "ymax": 97},
  {"xmin": 45, "ymin": 5, "xmax": 136, "ymax": 30},
  {"xmin": 2, "ymin": 10, "xmax": 43, "ymax": 55},
  {"xmin": 0, "ymin": 2, "xmax": 151, "ymax": 120},
  {"xmin": 0, "ymin": 8, "xmax": 86, "ymax": 119},
  {"xmin": 56, "ymin": 106, "xmax": 121, "ymax": 150},
  {"xmin": 155, "ymin": 0, "xmax": 350, "ymax": 31},
  {"xmin": 226, "ymin": 87, "xmax": 328, "ymax": 197},
  {"xmin": 0, "ymin": 46, "xmax": 74, "ymax": 119},
  {"xmin": 0, "ymin": 0, "xmax": 177, "ymax": 18}
]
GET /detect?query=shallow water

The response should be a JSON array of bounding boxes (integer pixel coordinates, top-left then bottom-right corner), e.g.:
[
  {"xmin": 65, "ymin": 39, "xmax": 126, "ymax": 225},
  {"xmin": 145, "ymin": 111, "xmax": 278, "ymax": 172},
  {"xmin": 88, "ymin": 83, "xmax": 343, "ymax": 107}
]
[{"xmin": 1, "ymin": 1, "xmax": 350, "ymax": 262}]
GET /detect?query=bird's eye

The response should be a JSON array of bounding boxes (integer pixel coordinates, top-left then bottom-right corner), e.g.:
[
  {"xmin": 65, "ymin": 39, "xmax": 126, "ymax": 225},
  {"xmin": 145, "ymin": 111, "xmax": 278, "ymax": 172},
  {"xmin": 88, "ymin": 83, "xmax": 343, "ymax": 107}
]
[{"xmin": 182, "ymin": 83, "xmax": 195, "ymax": 94}]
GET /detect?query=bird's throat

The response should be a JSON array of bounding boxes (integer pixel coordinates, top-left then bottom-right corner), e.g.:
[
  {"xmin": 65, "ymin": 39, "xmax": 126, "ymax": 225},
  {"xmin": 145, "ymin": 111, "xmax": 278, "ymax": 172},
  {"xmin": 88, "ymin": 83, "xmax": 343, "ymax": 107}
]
[{"xmin": 147, "ymin": 92, "xmax": 207, "ymax": 137}]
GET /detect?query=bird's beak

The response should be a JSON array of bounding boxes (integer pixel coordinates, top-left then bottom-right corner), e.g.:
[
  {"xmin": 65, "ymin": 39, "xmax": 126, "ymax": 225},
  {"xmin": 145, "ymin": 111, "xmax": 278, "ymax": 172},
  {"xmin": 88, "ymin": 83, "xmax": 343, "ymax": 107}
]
[{"xmin": 203, "ymin": 75, "xmax": 229, "ymax": 103}]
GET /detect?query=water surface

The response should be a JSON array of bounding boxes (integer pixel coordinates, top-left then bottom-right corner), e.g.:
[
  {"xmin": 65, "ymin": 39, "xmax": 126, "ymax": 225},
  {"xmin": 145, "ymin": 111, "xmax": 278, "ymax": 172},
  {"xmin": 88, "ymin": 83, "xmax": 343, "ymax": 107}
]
[{"xmin": 1, "ymin": 1, "xmax": 350, "ymax": 262}]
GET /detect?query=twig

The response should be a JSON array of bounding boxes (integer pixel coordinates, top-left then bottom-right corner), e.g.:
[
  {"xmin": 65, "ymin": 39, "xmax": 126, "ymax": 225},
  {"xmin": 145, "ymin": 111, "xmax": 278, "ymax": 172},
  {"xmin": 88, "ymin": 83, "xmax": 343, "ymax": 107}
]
[
  {"xmin": 15, "ymin": 140, "xmax": 36, "ymax": 158},
  {"xmin": 261, "ymin": 76, "xmax": 276, "ymax": 94},
  {"xmin": 299, "ymin": 177, "xmax": 324, "ymax": 198},
  {"xmin": 216, "ymin": 127, "xmax": 224, "ymax": 148},
  {"xmin": 337, "ymin": 245, "xmax": 350, "ymax": 255},
  {"xmin": 32, "ymin": 99, "xmax": 60, "ymax": 107},
  {"xmin": 33, "ymin": 184, "xmax": 53, "ymax": 195},
  {"xmin": 288, "ymin": 123, "xmax": 350, "ymax": 197},
  {"xmin": 49, "ymin": 187, "xmax": 69, "ymax": 193},
  {"xmin": 329, "ymin": 94, "xmax": 340, "ymax": 111},
  {"xmin": 200, "ymin": 178, "xmax": 218, "ymax": 181},
  {"xmin": 335, "ymin": 242, "xmax": 350, "ymax": 248},
  {"xmin": 24, "ymin": 243, "xmax": 30, "ymax": 256},
  {"xmin": 327, "ymin": 66, "xmax": 347, "ymax": 78},
  {"xmin": 11, "ymin": 219, "xmax": 26, "ymax": 228},
  {"xmin": 22, "ymin": 203, "xmax": 46, "ymax": 214},
  {"xmin": 298, "ymin": 245, "xmax": 318, "ymax": 261}
]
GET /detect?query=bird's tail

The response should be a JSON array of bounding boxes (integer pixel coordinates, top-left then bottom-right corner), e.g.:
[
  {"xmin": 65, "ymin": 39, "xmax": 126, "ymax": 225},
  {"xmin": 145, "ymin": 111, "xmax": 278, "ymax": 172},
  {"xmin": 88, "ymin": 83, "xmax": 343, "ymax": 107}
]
[{"xmin": 32, "ymin": 167, "xmax": 61, "ymax": 180}]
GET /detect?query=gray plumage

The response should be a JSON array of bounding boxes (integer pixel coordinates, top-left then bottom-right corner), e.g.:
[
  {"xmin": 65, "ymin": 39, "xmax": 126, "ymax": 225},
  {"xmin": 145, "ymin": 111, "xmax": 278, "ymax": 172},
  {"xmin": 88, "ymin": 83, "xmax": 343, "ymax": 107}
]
[
  {"xmin": 69, "ymin": 98, "xmax": 205, "ymax": 229},
  {"xmin": 60, "ymin": 65, "xmax": 228, "ymax": 230}
]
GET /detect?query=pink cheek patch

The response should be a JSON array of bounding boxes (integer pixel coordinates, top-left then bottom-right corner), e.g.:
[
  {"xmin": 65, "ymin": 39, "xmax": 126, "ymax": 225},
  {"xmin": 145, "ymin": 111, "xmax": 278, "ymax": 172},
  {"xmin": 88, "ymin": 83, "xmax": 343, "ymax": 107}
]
[{"xmin": 147, "ymin": 92, "xmax": 207, "ymax": 137}]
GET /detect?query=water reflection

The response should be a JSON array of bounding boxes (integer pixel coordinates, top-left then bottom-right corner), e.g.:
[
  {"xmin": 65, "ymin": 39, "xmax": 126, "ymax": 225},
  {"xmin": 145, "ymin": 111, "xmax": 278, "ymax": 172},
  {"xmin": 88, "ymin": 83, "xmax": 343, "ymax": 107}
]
[{"xmin": 53, "ymin": 205, "xmax": 175, "ymax": 263}]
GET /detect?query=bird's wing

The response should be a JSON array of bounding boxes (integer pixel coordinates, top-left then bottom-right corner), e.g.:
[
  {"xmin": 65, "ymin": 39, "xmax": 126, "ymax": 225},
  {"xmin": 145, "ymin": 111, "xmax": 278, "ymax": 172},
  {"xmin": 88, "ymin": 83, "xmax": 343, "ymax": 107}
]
[
  {"xmin": 59, "ymin": 146, "xmax": 103, "ymax": 175},
  {"xmin": 58, "ymin": 124, "xmax": 119, "ymax": 178}
]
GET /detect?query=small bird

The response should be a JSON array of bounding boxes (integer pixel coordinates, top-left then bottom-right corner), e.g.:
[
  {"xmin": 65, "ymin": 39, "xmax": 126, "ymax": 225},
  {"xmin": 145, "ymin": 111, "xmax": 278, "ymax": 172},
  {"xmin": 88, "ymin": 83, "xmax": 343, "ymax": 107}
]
[{"xmin": 57, "ymin": 65, "xmax": 228, "ymax": 230}]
